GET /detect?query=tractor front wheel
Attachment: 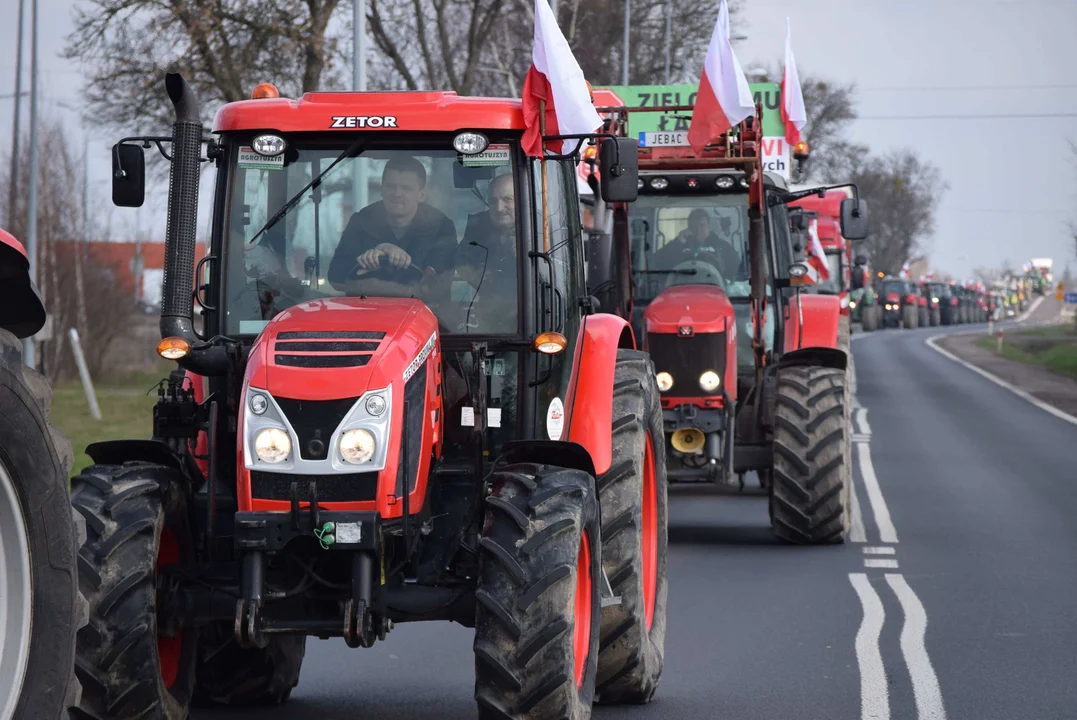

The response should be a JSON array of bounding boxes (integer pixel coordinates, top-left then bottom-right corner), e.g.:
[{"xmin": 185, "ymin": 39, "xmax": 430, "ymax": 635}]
[
  {"xmin": 902, "ymin": 305, "xmax": 918, "ymax": 329},
  {"xmin": 474, "ymin": 463, "xmax": 602, "ymax": 720},
  {"xmin": 0, "ymin": 330, "xmax": 85, "ymax": 719},
  {"xmin": 861, "ymin": 306, "xmax": 877, "ymax": 332},
  {"xmin": 71, "ymin": 463, "xmax": 196, "ymax": 719},
  {"xmin": 594, "ymin": 350, "xmax": 668, "ymax": 705},
  {"xmin": 769, "ymin": 366, "xmax": 852, "ymax": 544},
  {"xmin": 193, "ymin": 624, "xmax": 305, "ymax": 706}
]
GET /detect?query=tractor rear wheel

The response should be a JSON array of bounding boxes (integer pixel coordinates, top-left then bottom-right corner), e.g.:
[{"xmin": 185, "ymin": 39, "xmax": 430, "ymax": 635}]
[
  {"xmin": 594, "ymin": 350, "xmax": 667, "ymax": 705},
  {"xmin": 193, "ymin": 624, "xmax": 305, "ymax": 706},
  {"xmin": 931, "ymin": 308, "xmax": 941, "ymax": 327},
  {"xmin": 918, "ymin": 307, "xmax": 929, "ymax": 328},
  {"xmin": 861, "ymin": 306, "xmax": 877, "ymax": 332},
  {"xmin": 71, "ymin": 463, "xmax": 196, "ymax": 719},
  {"xmin": 0, "ymin": 330, "xmax": 86, "ymax": 720},
  {"xmin": 838, "ymin": 315, "xmax": 851, "ymax": 352},
  {"xmin": 474, "ymin": 463, "xmax": 601, "ymax": 720},
  {"xmin": 769, "ymin": 365, "xmax": 852, "ymax": 544}
]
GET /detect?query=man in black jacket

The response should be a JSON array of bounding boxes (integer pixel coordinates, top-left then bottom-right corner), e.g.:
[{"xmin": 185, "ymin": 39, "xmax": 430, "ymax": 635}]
[
  {"xmin": 328, "ymin": 157, "xmax": 458, "ymax": 290},
  {"xmin": 652, "ymin": 208, "xmax": 741, "ymax": 280},
  {"xmin": 454, "ymin": 173, "xmax": 518, "ymax": 333}
]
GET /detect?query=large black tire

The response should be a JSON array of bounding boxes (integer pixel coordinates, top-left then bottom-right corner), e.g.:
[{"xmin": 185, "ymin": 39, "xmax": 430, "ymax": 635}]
[
  {"xmin": 474, "ymin": 463, "xmax": 602, "ymax": 720},
  {"xmin": 594, "ymin": 350, "xmax": 667, "ymax": 705},
  {"xmin": 902, "ymin": 304, "xmax": 918, "ymax": 329},
  {"xmin": 71, "ymin": 463, "xmax": 197, "ymax": 719},
  {"xmin": 193, "ymin": 624, "xmax": 305, "ymax": 706},
  {"xmin": 861, "ymin": 305, "xmax": 877, "ymax": 332},
  {"xmin": 838, "ymin": 314, "xmax": 851, "ymax": 352},
  {"xmin": 769, "ymin": 366, "xmax": 852, "ymax": 544},
  {"xmin": 0, "ymin": 330, "xmax": 86, "ymax": 719},
  {"xmin": 931, "ymin": 308, "xmax": 941, "ymax": 327},
  {"xmin": 918, "ymin": 306, "xmax": 929, "ymax": 328}
]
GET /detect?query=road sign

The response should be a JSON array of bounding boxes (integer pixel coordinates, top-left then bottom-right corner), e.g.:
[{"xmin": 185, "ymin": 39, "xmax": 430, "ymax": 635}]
[{"xmin": 1064, "ymin": 292, "xmax": 1077, "ymax": 304}]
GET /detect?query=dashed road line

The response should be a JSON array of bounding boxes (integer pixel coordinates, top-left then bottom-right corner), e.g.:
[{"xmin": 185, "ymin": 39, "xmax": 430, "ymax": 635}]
[
  {"xmin": 864, "ymin": 558, "xmax": 899, "ymax": 569},
  {"xmin": 856, "ymin": 441, "xmax": 899, "ymax": 544},
  {"xmin": 863, "ymin": 547, "xmax": 896, "ymax": 555},
  {"xmin": 849, "ymin": 573, "xmax": 890, "ymax": 720},
  {"xmin": 886, "ymin": 574, "xmax": 948, "ymax": 720},
  {"xmin": 850, "ymin": 480, "xmax": 867, "ymax": 543}
]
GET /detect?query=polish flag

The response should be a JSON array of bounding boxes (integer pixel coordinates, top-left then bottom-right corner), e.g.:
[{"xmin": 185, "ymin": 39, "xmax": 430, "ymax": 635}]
[
  {"xmin": 780, "ymin": 19, "xmax": 807, "ymax": 146},
  {"xmin": 807, "ymin": 218, "xmax": 830, "ymax": 282},
  {"xmin": 521, "ymin": 0, "xmax": 602, "ymax": 158},
  {"xmin": 900, "ymin": 263, "xmax": 910, "ymax": 280},
  {"xmin": 687, "ymin": 0, "xmax": 754, "ymax": 154}
]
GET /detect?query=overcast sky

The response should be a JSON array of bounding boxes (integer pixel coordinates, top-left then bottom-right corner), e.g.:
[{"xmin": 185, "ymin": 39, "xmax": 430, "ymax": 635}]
[{"xmin": 2, "ymin": 0, "xmax": 1076, "ymax": 279}]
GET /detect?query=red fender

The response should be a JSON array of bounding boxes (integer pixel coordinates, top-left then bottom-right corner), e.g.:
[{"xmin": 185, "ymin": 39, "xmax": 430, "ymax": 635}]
[
  {"xmin": 564, "ymin": 313, "xmax": 635, "ymax": 476},
  {"xmin": 783, "ymin": 293, "xmax": 841, "ymax": 352},
  {"xmin": 185, "ymin": 371, "xmax": 209, "ymax": 479},
  {"xmin": 0, "ymin": 228, "xmax": 46, "ymax": 338}
]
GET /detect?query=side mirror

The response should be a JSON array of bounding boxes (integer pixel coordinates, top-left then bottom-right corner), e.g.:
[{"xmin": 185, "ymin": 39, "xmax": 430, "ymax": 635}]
[
  {"xmin": 112, "ymin": 143, "xmax": 146, "ymax": 208},
  {"xmin": 840, "ymin": 197, "xmax": 868, "ymax": 240},
  {"xmin": 599, "ymin": 137, "xmax": 638, "ymax": 203}
]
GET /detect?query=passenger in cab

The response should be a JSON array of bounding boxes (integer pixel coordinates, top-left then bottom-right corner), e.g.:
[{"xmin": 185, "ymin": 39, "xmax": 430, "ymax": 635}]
[
  {"xmin": 328, "ymin": 157, "xmax": 458, "ymax": 288},
  {"xmin": 453, "ymin": 173, "xmax": 519, "ymax": 333}
]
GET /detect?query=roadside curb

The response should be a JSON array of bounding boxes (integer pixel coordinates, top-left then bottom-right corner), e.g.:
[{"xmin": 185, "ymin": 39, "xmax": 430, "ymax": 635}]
[{"xmin": 924, "ymin": 334, "xmax": 1077, "ymax": 429}]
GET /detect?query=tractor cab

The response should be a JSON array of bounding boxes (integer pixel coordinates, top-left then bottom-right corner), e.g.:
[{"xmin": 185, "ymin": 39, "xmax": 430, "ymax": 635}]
[{"xmin": 78, "ymin": 74, "xmax": 670, "ymax": 720}]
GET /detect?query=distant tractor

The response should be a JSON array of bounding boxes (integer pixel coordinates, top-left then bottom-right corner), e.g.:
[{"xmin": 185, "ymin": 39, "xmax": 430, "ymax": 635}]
[
  {"xmin": 0, "ymin": 229, "xmax": 85, "ymax": 719},
  {"xmin": 70, "ymin": 74, "xmax": 669, "ymax": 720},
  {"xmin": 586, "ymin": 96, "xmax": 869, "ymax": 544},
  {"xmin": 880, "ymin": 277, "xmax": 918, "ymax": 329}
]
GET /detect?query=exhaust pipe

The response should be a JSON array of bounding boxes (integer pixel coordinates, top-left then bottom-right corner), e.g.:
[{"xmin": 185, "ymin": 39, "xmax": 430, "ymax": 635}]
[{"xmin": 160, "ymin": 73, "xmax": 229, "ymax": 374}]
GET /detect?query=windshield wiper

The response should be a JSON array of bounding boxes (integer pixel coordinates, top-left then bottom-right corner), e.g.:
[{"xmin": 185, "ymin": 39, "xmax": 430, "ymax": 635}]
[
  {"xmin": 248, "ymin": 137, "xmax": 366, "ymax": 245},
  {"xmin": 632, "ymin": 269, "xmax": 698, "ymax": 275}
]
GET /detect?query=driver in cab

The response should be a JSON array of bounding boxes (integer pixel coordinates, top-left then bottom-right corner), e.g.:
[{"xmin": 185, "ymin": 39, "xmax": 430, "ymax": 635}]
[
  {"xmin": 328, "ymin": 156, "xmax": 458, "ymax": 292},
  {"xmin": 652, "ymin": 208, "xmax": 740, "ymax": 279}
]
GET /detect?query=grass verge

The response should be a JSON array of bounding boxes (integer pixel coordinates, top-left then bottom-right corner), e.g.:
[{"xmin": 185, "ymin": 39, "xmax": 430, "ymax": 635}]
[
  {"xmin": 51, "ymin": 367, "xmax": 172, "ymax": 474},
  {"xmin": 975, "ymin": 325, "xmax": 1077, "ymax": 382}
]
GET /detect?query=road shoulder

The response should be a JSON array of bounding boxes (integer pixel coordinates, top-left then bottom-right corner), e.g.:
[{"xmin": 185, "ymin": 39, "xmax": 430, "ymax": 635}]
[{"xmin": 934, "ymin": 330, "xmax": 1077, "ymax": 420}]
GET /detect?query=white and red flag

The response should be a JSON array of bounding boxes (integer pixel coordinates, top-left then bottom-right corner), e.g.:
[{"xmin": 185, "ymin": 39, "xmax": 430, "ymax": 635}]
[
  {"xmin": 687, "ymin": 0, "xmax": 754, "ymax": 154},
  {"xmin": 521, "ymin": 0, "xmax": 602, "ymax": 158},
  {"xmin": 900, "ymin": 262, "xmax": 910, "ymax": 279},
  {"xmin": 780, "ymin": 18, "xmax": 807, "ymax": 146},
  {"xmin": 806, "ymin": 218, "xmax": 831, "ymax": 282}
]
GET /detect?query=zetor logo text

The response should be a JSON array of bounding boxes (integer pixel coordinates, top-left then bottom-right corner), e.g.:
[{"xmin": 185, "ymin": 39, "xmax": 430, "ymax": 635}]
[{"xmin": 330, "ymin": 116, "xmax": 398, "ymax": 129}]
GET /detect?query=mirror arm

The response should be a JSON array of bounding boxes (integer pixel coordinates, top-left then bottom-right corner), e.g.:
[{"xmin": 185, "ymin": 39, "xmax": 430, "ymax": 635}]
[
  {"xmin": 115, "ymin": 134, "xmax": 220, "ymax": 167},
  {"xmin": 769, "ymin": 182, "xmax": 860, "ymax": 208},
  {"xmin": 541, "ymin": 132, "xmax": 621, "ymax": 164}
]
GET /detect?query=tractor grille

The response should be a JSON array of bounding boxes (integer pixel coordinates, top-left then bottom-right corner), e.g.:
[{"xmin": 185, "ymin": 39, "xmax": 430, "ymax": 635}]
[
  {"xmin": 250, "ymin": 471, "xmax": 378, "ymax": 503},
  {"xmin": 647, "ymin": 331, "xmax": 727, "ymax": 398},
  {"xmin": 273, "ymin": 331, "xmax": 386, "ymax": 368},
  {"xmin": 396, "ymin": 363, "xmax": 428, "ymax": 496},
  {"xmin": 275, "ymin": 396, "xmax": 359, "ymax": 461}
]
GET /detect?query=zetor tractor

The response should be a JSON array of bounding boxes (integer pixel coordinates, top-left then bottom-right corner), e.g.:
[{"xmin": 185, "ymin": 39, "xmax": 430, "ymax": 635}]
[
  {"xmin": 0, "ymin": 229, "xmax": 85, "ymax": 719},
  {"xmin": 879, "ymin": 276, "xmax": 918, "ymax": 329},
  {"xmin": 71, "ymin": 73, "xmax": 669, "ymax": 719},
  {"xmin": 587, "ymin": 100, "xmax": 868, "ymax": 544}
]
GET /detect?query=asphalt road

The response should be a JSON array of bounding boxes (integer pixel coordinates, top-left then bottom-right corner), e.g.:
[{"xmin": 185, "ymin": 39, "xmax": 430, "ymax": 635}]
[{"xmin": 196, "ymin": 302, "xmax": 1077, "ymax": 720}]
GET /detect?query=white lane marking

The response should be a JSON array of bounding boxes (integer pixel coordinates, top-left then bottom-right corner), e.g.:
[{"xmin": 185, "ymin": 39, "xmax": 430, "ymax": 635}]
[
  {"xmin": 856, "ymin": 443, "xmax": 899, "ymax": 543},
  {"xmin": 863, "ymin": 547, "xmax": 896, "ymax": 555},
  {"xmin": 925, "ymin": 335, "xmax": 1077, "ymax": 429},
  {"xmin": 865, "ymin": 558, "xmax": 899, "ymax": 569},
  {"xmin": 849, "ymin": 574, "xmax": 890, "ymax": 720},
  {"xmin": 850, "ymin": 478, "xmax": 867, "ymax": 543},
  {"xmin": 886, "ymin": 574, "xmax": 948, "ymax": 720},
  {"xmin": 856, "ymin": 407, "xmax": 872, "ymax": 436},
  {"xmin": 1015, "ymin": 295, "xmax": 1045, "ymax": 323}
]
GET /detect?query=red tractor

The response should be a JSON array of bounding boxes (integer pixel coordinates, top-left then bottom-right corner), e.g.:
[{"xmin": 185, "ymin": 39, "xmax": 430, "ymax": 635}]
[
  {"xmin": 0, "ymin": 229, "xmax": 85, "ymax": 719},
  {"xmin": 70, "ymin": 73, "xmax": 669, "ymax": 719},
  {"xmin": 586, "ymin": 101, "xmax": 868, "ymax": 544},
  {"xmin": 789, "ymin": 189, "xmax": 861, "ymax": 348}
]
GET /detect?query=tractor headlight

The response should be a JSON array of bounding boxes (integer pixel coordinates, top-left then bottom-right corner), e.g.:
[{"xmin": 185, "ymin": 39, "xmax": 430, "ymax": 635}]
[
  {"xmin": 249, "ymin": 393, "xmax": 269, "ymax": 415},
  {"xmin": 849, "ymin": 300, "xmax": 857, "ymax": 308},
  {"xmin": 340, "ymin": 428, "xmax": 376, "ymax": 465},
  {"xmin": 254, "ymin": 428, "xmax": 291, "ymax": 464},
  {"xmin": 655, "ymin": 372, "xmax": 673, "ymax": 392},
  {"xmin": 699, "ymin": 371, "xmax": 721, "ymax": 393}
]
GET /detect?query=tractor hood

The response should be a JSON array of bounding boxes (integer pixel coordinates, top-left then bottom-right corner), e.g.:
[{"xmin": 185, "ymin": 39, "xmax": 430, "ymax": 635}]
[
  {"xmin": 643, "ymin": 285, "xmax": 735, "ymax": 336},
  {"xmin": 246, "ymin": 297, "xmax": 439, "ymax": 402}
]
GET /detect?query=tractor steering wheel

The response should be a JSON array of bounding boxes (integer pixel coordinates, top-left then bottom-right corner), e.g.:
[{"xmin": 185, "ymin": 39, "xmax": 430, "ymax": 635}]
[{"xmin": 665, "ymin": 259, "xmax": 726, "ymax": 290}]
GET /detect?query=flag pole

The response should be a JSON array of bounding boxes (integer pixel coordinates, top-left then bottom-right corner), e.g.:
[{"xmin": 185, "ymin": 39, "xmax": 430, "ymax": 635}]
[{"xmin": 538, "ymin": 100, "xmax": 551, "ymax": 253}]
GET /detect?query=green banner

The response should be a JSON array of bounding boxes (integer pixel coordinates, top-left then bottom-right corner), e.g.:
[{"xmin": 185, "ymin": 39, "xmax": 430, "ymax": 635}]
[{"xmin": 595, "ymin": 83, "xmax": 784, "ymax": 139}]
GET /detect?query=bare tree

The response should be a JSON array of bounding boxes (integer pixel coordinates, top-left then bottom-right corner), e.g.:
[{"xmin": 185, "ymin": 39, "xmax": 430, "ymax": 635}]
[
  {"xmin": 1, "ymin": 121, "xmax": 139, "ymax": 381},
  {"xmin": 847, "ymin": 149, "xmax": 948, "ymax": 275},
  {"xmin": 66, "ymin": 0, "xmax": 349, "ymax": 131}
]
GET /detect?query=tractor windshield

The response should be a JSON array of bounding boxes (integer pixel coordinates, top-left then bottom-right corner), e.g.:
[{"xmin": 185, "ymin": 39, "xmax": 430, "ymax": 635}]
[
  {"xmin": 222, "ymin": 138, "xmax": 523, "ymax": 337},
  {"xmin": 815, "ymin": 253, "xmax": 843, "ymax": 294},
  {"xmin": 882, "ymin": 280, "xmax": 908, "ymax": 297},
  {"xmin": 627, "ymin": 193, "xmax": 750, "ymax": 303}
]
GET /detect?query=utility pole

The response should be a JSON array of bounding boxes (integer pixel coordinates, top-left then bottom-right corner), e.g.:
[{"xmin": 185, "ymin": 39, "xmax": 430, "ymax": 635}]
[
  {"xmin": 352, "ymin": 0, "xmax": 368, "ymax": 218},
  {"xmin": 7, "ymin": 0, "xmax": 26, "ymax": 227},
  {"xmin": 622, "ymin": 0, "xmax": 631, "ymax": 86},
  {"xmin": 664, "ymin": 0, "xmax": 672, "ymax": 83},
  {"xmin": 74, "ymin": 135, "xmax": 89, "ymax": 337},
  {"xmin": 24, "ymin": 0, "xmax": 39, "ymax": 369}
]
